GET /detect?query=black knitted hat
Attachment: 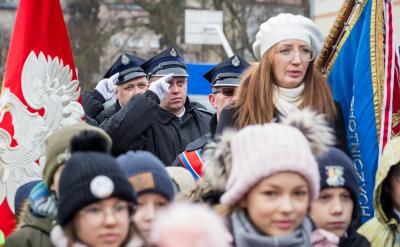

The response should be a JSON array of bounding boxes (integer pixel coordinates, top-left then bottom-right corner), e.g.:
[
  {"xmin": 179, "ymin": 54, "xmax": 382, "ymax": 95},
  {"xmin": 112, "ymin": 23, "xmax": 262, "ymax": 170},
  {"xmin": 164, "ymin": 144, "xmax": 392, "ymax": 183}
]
[
  {"xmin": 57, "ymin": 151, "xmax": 136, "ymax": 226},
  {"xmin": 317, "ymin": 147, "xmax": 358, "ymax": 200}
]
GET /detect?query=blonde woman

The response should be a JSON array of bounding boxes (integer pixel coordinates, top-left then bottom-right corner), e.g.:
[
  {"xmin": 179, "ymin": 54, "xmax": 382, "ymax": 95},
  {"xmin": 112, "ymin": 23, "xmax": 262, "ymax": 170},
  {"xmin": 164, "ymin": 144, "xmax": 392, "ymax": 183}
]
[{"xmin": 217, "ymin": 13, "xmax": 347, "ymax": 152}]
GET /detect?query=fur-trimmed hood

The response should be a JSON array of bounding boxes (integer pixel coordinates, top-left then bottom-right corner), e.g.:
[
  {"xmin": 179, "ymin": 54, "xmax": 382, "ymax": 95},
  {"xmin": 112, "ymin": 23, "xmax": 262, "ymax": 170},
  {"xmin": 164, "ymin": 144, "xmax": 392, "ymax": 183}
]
[
  {"xmin": 189, "ymin": 108, "xmax": 335, "ymax": 204},
  {"xmin": 14, "ymin": 200, "xmax": 54, "ymax": 234}
]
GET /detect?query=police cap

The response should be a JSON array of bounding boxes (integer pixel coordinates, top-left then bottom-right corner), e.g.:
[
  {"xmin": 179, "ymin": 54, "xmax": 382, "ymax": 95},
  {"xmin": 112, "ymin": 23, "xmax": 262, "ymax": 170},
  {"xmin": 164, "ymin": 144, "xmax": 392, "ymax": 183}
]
[{"xmin": 203, "ymin": 54, "xmax": 249, "ymax": 87}]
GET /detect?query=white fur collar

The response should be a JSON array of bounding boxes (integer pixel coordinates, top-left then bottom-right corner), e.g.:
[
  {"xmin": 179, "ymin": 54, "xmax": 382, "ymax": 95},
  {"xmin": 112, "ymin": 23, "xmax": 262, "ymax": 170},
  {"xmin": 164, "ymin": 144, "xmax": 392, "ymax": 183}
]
[
  {"xmin": 50, "ymin": 225, "xmax": 86, "ymax": 247},
  {"xmin": 50, "ymin": 225, "xmax": 144, "ymax": 247}
]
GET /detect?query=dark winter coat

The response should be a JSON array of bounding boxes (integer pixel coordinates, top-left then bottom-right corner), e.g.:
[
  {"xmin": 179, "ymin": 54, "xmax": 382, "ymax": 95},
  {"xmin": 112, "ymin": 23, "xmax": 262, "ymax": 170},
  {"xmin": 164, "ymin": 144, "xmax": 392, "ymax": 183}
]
[
  {"xmin": 171, "ymin": 114, "xmax": 217, "ymax": 167},
  {"xmin": 82, "ymin": 89, "xmax": 121, "ymax": 126},
  {"xmin": 101, "ymin": 90, "xmax": 212, "ymax": 166},
  {"xmin": 339, "ymin": 232, "xmax": 370, "ymax": 247},
  {"xmin": 308, "ymin": 217, "xmax": 369, "ymax": 247},
  {"xmin": 216, "ymin": 102, "xmax": 349, "ymax": 154},
  {"xmin": 5, "ymin": 202, "xmax": 54, "ymax": 247}
]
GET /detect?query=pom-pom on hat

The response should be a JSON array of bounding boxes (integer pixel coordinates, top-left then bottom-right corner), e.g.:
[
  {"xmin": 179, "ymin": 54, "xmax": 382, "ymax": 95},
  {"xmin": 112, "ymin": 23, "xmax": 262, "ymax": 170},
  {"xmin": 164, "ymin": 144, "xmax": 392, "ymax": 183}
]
[
  {"xmin": 252, "ymin": 13, "xmax": 323, "ymax": 61},
  {"xmin": 220, "ymin": 123, "xmax": 321, "ymax": 206},
  {"xmin": 43, "ymin": 123, "xmax": 112, "ymax": 188},
  {"xmin": 150, "ymin": 202, "xmax": 231, "ymax": 247},
  {"xmin": 57, "ymin": 152, "xmax": 135, "ymax": 226}
]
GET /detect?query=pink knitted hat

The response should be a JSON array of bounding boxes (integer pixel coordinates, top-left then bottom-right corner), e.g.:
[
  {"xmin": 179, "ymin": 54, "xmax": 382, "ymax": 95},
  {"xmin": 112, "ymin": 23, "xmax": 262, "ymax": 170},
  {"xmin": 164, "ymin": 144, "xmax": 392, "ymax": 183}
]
[{"xmin": 220, "ymin": 123, "xmax": 320, "ymax": 206}]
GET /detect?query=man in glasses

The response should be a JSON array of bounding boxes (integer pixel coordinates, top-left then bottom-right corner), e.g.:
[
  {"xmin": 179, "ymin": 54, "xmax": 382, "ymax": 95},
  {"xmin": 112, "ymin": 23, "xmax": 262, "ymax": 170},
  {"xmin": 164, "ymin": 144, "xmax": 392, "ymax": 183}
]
[{"xmin": 173, "ymin": 54, "xmax": 249, "ymax": 179}]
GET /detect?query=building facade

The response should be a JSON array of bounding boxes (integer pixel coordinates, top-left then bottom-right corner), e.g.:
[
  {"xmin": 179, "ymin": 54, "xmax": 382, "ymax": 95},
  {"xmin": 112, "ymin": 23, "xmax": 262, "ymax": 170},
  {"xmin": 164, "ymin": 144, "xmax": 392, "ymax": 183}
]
[{"xmin": 313, "ymin": 0, "xmax": 400, "ymax": 44}]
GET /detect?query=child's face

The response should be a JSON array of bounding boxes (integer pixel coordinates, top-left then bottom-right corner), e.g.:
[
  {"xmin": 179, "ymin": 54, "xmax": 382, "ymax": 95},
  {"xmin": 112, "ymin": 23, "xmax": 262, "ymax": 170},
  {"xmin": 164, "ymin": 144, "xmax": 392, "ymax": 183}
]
[
  {"xmin": 241, "ymin": 172, "xmax": 310, "ymax": 236},
  {"xmin": 310, "ymin": 187, "xmax": 353, "ymax": 237},
  {"xmin": 74, "ymin": 197, "xmax": 131, "ymax": 247},
  {"xmin": 133, "ymin": 193, "xmax": 169, "ymax": 241}
]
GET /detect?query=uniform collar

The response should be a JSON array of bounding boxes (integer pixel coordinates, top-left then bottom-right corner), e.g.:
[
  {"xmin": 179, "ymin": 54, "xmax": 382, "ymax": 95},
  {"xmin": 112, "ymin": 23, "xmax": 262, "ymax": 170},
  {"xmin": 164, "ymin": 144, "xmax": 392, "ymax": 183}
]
[{"xmin": 158, "ymin": 97, "xmax": 194, "ymax": 124}]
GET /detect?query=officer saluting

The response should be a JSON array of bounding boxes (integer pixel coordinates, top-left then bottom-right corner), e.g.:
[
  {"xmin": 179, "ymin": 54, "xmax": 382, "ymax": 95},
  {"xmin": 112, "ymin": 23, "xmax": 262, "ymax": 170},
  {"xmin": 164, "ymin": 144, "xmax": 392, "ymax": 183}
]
[
  {"xmin": 82, "ymin": 53, "xmax": 149, "ymax": 125},
  {"xmin": 174, "ymin": 54, "xmax": 249, "ymax": 179},
  {"xmin": 101, "ymin": 45, "xmax": 212, "ymax": 166}
]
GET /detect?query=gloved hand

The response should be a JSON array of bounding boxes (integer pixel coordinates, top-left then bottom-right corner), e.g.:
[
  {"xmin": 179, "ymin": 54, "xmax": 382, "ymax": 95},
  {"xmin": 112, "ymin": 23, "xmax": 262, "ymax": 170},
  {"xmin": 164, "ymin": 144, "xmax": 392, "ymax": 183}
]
[
  {"xmin": 95, "ymin": 72, "xmax": 119, "ymax": 101},
  {"xmin": 311, "ymin": 229, "xmax": 340, "ymax": 247},
  {"xmin": 148, "ymin": 73, "xmax": 174, "ymax": 102}
]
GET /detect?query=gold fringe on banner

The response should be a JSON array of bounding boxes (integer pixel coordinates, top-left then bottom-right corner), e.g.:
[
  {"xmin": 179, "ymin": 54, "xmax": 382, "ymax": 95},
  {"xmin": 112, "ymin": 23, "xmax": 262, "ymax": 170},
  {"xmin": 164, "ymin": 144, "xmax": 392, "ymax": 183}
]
[
  {"xmin": 371, "ymin": 0, "xmax": 385, "ymax": 140},
  {"xmin": 316, "ymin": 0, "xmax": 356, "ymax": 74},
  {"xmin": 316, "ymin": 0, "xmax": 386, "ymax": 140}
]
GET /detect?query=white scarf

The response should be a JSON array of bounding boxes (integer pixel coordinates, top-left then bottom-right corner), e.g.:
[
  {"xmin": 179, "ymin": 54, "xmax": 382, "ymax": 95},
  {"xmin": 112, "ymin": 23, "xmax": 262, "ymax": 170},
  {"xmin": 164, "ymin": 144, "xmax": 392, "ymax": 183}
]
[{"xmin": 273, "ymin": 83, "xmax": 304, "ymax": 117}]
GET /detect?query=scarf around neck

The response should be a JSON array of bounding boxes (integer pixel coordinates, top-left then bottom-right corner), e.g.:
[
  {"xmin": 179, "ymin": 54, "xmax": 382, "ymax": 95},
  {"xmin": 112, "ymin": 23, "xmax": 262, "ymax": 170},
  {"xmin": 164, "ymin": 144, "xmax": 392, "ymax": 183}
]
[
  {"xmin": 29, "ymin": 181, "xmax": 58, "ymax": 218},
  {"xmin": 230, "ymin": 209, "xmax": 312, "ymax": 247},
  {"xmin": 273, "ymin": 83, "xmax": 304, "ymax": 118}
]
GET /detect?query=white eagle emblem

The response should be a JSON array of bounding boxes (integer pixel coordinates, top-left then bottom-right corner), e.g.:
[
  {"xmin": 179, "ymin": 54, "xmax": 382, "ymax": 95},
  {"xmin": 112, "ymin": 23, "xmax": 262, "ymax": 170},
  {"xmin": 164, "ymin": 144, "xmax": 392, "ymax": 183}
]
[{"xmin": 0, "ymin": 51, "xmax": 84, "ymax": 212}]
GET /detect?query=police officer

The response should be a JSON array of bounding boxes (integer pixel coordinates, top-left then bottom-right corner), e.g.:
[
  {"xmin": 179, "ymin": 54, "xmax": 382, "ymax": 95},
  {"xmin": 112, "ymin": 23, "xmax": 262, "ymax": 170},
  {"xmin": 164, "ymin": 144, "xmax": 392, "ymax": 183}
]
[
  {"xmin": 82, "ymin": 53, "xmax": 148, "ymax": 125},
  {"xmin": 101, "ymin": 45, "xmax": 212, "ymax": 166},
  {"xmin": 174, "ymin": 54, "xmax": 250, "ymax": 178}
]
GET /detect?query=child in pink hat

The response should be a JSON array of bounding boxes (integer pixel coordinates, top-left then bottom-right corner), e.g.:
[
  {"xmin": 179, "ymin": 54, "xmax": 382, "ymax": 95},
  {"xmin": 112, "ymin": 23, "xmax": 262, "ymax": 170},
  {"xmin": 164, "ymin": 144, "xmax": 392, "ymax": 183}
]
[{"xmin": 203, "ymin": 109, "xmax": 334, "ymax": 247}]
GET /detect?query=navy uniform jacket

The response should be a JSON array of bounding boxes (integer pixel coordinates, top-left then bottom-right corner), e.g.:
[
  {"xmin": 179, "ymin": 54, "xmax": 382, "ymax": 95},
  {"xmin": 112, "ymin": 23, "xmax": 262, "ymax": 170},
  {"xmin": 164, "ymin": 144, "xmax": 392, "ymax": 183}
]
[
  {"xmin": 82, "ymin": 89, "xmax": 121, "ymax": 126},
  {"xmin": 100, "ymin": 90, "xmax": 212, "ymax": 166},
  {"xmin": 171, "ymin": 114, "xmax": 217, "ymax": 167}
]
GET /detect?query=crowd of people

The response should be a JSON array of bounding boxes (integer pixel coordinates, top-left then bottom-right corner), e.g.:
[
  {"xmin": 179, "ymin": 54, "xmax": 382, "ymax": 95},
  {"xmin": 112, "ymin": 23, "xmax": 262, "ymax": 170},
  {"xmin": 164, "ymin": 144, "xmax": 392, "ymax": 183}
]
[{"xmin": 2, "ymin": 12, "xmax": 400, "ymax": 247}]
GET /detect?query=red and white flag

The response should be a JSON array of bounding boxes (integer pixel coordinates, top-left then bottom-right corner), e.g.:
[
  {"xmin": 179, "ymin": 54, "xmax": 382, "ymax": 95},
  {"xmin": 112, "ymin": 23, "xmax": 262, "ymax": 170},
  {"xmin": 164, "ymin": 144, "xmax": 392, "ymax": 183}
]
[
  {"xmin": 0, "ymin": 0, "xmax": 83, "ymax": 236},
  {"xmin": 379, "ymin": 0, "xmax": 400, "ymax": 156}
]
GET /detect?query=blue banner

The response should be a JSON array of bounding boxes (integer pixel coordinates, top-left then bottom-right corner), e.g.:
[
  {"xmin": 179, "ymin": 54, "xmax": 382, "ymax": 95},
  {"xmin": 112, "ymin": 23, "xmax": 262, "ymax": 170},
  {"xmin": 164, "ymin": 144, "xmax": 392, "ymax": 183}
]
[
  {"xmin": 187, "ymin": 63, "xmax": 215, "ymax": 95},
  {"xmin": 327, "ymin": 0, "xmax": 378, "ymax": 221}
]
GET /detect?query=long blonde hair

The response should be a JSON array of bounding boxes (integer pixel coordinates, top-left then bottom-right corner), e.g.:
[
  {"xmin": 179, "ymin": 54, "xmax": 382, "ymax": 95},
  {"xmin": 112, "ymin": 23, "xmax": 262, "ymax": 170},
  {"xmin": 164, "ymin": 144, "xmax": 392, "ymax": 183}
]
[{"xmin": 234, "ymin": 48, "xmax": 336, "ymax": 128}]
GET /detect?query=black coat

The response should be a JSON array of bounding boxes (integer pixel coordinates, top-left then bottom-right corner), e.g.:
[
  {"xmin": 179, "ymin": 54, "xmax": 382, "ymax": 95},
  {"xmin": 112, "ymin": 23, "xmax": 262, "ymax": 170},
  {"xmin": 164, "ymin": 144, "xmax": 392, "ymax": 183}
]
[
  {"xmin": 338, "ymin": 231, "xmax": 370, "ymax": 247},
  {"xmin": 308, "ymin": 217, "xmax": 370, "ymax": 247},
  {"xmin": 171, "ymin": 114, "xmax": 217, "ymax": 166},
  {"xmin": 183, "ymin": 114, "xmax": 217, "ymax": 152},
  {"xmin": 82, "ymin": 89, "xmax": 121, "ymax": 126},
  {"xmin": 100, "ymin": 91, "xmax": 212, "ymax": 166},
  {"xmin": 216, "ymin": 102, "xmax": 349, "ymax": 154}
]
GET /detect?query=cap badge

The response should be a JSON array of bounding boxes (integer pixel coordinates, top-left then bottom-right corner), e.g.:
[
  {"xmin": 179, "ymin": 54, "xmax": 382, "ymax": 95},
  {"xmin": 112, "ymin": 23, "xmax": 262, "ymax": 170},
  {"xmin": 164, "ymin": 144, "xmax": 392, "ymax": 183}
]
[
  {"xmin": 121, "ymin": 54, "xmax": 130, "ymax": 65},
  {"xmin": 90, "ymin": 175, "xmax": 115, "ymax": 198},
  {"xmin": 231, "ymin": 55, "xmax": 240, "ymax": 67},
  {"xmin": 170, "ymin": 47, "xmax": 177, "ymax": 57},
  {"xmin": 325, "ymin": 166, "xmax": 345, "ymax": 187}
]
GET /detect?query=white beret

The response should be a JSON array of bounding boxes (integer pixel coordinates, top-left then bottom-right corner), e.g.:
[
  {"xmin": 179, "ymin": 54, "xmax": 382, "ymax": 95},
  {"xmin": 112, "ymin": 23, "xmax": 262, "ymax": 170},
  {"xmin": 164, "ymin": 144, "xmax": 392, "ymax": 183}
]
[{"xmin": 252, "ymin": 13, "xmax": 323, "ymax": 61}]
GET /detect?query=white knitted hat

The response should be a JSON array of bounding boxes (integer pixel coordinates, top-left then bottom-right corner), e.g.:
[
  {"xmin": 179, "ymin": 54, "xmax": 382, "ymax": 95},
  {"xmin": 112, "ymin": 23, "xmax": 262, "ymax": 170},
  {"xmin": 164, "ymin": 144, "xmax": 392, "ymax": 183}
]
[
  {"xmin": 252, "ymin": 13, "xmax": 323, "ymax": 61},
  {"xmin": 220, "ymin": 123, "xmax": 320, "ymax": 206}
]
